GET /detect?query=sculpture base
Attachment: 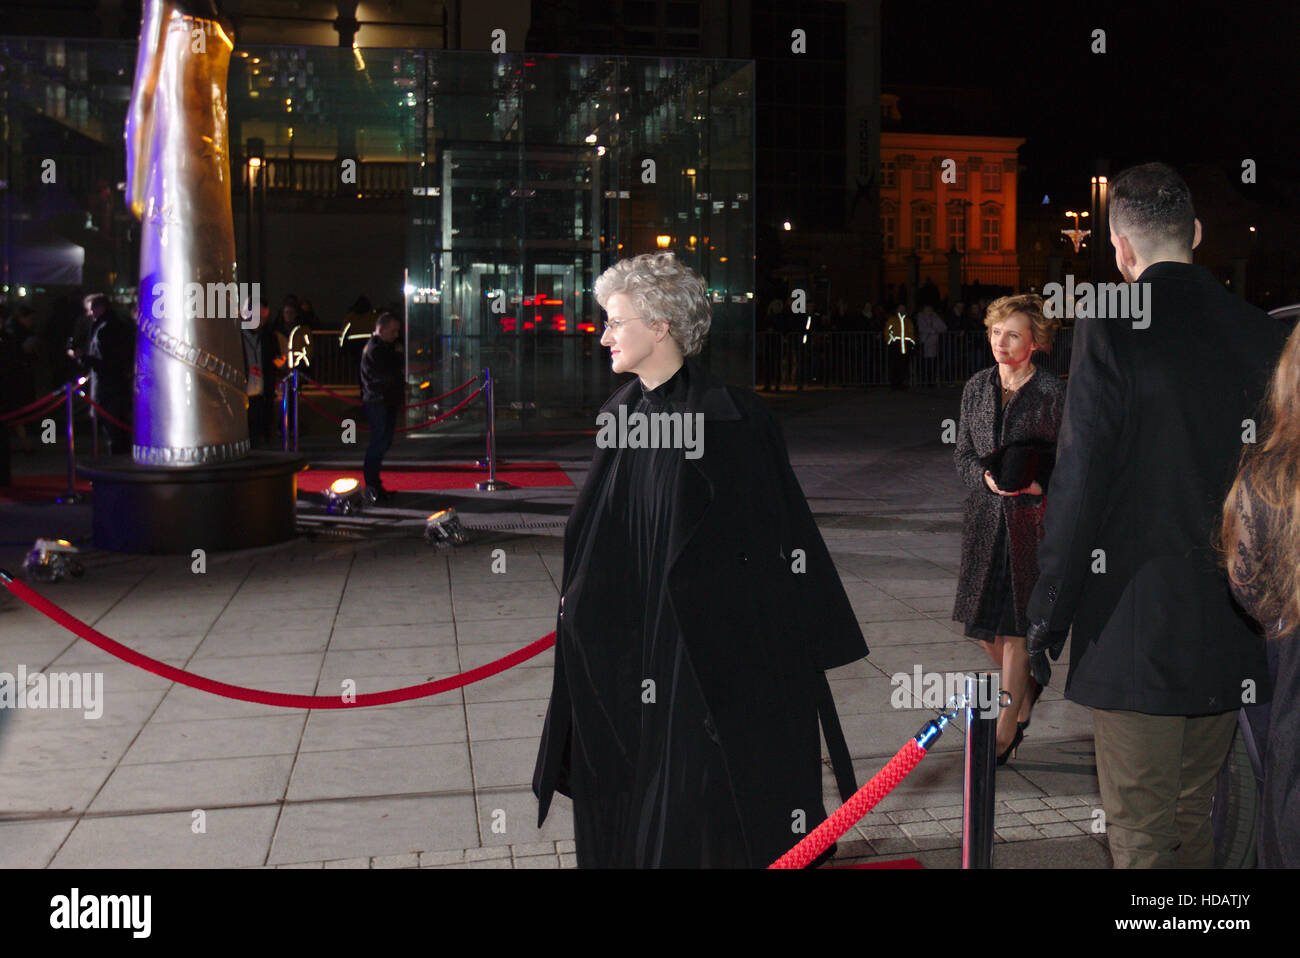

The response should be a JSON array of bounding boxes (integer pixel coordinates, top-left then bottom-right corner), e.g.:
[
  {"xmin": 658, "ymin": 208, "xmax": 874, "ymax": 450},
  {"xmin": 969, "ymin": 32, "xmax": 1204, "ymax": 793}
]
[{"xmin": 78, "ymin": 451, "xmax": 307, "ymax": 554}]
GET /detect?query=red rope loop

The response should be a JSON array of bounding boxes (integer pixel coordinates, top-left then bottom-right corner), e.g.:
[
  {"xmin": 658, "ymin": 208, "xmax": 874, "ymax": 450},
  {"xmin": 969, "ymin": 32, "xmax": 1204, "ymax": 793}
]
[
  {"xmin": 298, "ymin": 392, "xmax": 349, "ymax": 425},
  {"xmin": 0, "ymin": 390, "xmax": 66, "ymax": 424},
  {"xmin": 299, "ymin": 373, "xmax": 483, "ymax": 411},
  {"xmin": 78, "ymin": 393, "xmax": 131, "ymax": 431},
  {"xmin": 298, "ymin": 375, "xmax": 364, "ymax": 406},
  {"xmin": 0, "ymin": 574, "xmax": 555, "ymax": 709},
  {"xmin": 400, "ymin": 373, "xmax": 482, "ymax": 409},
  {"xmin": 768, "ymin": 738, "xmax": 928, "ymax": 869},
  {"xmin": 394, "ymin": 384, "xmax": 484, "ymax": 432}
]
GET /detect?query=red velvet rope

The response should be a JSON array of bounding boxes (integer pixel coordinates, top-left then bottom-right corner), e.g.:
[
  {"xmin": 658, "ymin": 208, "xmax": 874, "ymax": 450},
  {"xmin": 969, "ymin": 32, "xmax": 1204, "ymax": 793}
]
[
  {"xmin": 298, "ymin": 392, "xmax": 349, "ymax": 424},
  {"xmin": 0, "ymin": 390, "xmax": 66, "ymax": 424},
  {"xmin": 79, "ymin": 394, "xmax": 131, "ymax": 431},
  {"xmin": 768, "ymin": 738, "xmax": 928, "ymax": 869},
  {"xmin": 394, "ymin": 384, "xmax": 484, "ymax": 432},
  {"xmin": 300, "ymin": 384, "xmax": 485, "ymax": 432},
  {"xmin": 0, "ymin": 574, "xmax": 556, "ymax": 709},
  {"xmin": 301, "ymin": 373, "xmax": 481, "ymax": 411},
  {"xmin": 299, "ymin": 377, "xmax": 363, "ymax": 406}
]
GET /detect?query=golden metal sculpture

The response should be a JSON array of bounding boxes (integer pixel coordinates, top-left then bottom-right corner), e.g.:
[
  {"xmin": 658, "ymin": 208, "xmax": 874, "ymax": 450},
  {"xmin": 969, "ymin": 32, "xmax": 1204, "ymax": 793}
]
[{"xmin": 126, "ymin": 0, "xmax": 249, "ymax": 465}]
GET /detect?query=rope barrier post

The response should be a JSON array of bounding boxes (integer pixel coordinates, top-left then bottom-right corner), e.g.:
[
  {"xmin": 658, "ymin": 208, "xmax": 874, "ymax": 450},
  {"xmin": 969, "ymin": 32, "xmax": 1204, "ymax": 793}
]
[
  {"xmin": 291, "ymin": 366, "xmax": 300, "ymax": 453},
  {"xmin": 475, "ymin": 367, "xmax": 514, "ymax": 491},
  {"xmin": 281, "ymin": 370, "xmax": 290, "ymax": 453},
  {"xmin": 55, "ymin": 379, "xmax": 84, "ymax": 505},
  {"xmin": 961, "ymin": 672, "xmax": 999, "ymax": 869}
]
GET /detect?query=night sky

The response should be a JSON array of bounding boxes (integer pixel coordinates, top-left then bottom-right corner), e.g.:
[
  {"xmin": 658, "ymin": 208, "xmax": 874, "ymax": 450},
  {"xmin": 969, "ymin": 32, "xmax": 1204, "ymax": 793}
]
[{"xmin": 882, "ymin": 0, "xmax": 1300, "ymax": 203}]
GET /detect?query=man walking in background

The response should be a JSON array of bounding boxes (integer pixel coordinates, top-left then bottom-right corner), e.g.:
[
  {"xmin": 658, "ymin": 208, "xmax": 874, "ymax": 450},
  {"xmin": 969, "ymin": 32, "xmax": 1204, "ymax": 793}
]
[
  {"xmin": 72, "ymin": 294, "xmax": 134, "ymax": 455},
  {"xmin": 1025, "ymin": 163, "xmax": 1289, "ymax": 867},
  {"xmin": 359, "ymin": 311, "xmax": 403, "ymax": 504}
]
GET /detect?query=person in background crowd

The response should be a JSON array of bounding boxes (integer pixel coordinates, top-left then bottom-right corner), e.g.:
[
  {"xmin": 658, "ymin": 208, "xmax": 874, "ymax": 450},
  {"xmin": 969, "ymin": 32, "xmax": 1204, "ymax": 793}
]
[
  {"xmin": 953, "ymin": 294, "xmax": 1064, "ymax": 763},
  {"xmin": 1220, "ymin": 318, "xmax": 1300, "ymax": 868},
  {"xmin": 1, "ymin": 305, "xmax": 39, "ymax": 452},
  {"xmin": 241, "ymin": 300, "xmax": 268, "ymax": 446},
  {"xmin": 254, "ymin": 301, "xmax": 279, "ymax": 442},
  {"xmin": 915, "ymin": 303, "xmax": 948, "ymax": 386},
  {"xmin": 359, "ymin": 311, "xmax": 404, "ymax": 503},
  {"xmin": 297, "ymin": 298, "xmax": 319, "ymax": 331},
  {"xmin": 342, "ymin": 295, "xmax": 377, "ymax": 369},
  {"xmin": 965, "ymin": 301, "xmax": 987, "ymax": 375},
  {"xmin": 1024, "ymin": 162, "xmax": 1289, "ymax": 868},
  {"xmin": 70, "ymin": 294, "xmax": 134, "ymax": 455},
  {"xmin": 884, "ymin": 304, "xmax": 915, "ymax": 390}
]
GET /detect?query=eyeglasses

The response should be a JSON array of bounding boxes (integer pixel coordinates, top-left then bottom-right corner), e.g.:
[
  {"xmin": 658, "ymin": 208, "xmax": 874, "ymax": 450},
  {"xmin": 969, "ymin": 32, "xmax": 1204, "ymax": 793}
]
[{"xmin": 602, "ymin": 317, "xmax": 646, "ymax": 332}]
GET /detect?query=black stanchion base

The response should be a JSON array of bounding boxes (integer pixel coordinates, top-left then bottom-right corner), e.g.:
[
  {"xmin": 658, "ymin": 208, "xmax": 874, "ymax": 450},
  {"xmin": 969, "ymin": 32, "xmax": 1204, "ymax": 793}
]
[{"xmin": 78, "ymin": 451, "xmax": 307, "ymax": 554}]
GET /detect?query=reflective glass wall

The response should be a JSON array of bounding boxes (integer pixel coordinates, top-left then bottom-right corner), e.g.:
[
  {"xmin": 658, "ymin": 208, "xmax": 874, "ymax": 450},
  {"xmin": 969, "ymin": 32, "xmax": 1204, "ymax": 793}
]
[{"xmin": 1, "ymin": 37, "xmax": 755, "ymax": 422}]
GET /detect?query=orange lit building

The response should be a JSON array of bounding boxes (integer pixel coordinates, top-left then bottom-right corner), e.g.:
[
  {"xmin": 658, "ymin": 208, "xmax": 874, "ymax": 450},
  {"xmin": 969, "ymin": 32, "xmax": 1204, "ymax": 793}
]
[{"xmin": 880, "ymin": 126, "xmax": 1024, "ymax": 303}]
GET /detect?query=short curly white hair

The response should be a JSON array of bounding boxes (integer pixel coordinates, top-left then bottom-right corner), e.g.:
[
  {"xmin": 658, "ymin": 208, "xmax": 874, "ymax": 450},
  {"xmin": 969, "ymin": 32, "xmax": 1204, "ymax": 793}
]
[{"xmin": 593, "ymin": 252, "xmax": 711, "ymax": 357}]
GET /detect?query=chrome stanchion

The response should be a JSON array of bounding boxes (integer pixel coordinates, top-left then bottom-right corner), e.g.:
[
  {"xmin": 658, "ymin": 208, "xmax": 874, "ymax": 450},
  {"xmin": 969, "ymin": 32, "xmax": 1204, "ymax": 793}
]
[
  {"xmin": 281, "ymin": 372, "xmax": 290, "ymax": 453},
  {"xmin": 475, "ymin": 367, "xmax": 514, "ymax": 491},
  {"xmin": 55, "ymin": 379, "xmax": 85, "ymax": 504},
  {"xmin": 291, "ymin": 366, "xmax": 300, "ymax": 453},
  {"xmin": 961, "ymin": 671, "xmax": 1002, "ymax": 868}
]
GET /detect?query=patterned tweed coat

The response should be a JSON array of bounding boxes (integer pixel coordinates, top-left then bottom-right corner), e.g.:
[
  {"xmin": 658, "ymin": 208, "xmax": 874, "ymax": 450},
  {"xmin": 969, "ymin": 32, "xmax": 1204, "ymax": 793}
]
[{"xmin": 952, "ymin": 366, "xmax": 1066, "ymax": 634}]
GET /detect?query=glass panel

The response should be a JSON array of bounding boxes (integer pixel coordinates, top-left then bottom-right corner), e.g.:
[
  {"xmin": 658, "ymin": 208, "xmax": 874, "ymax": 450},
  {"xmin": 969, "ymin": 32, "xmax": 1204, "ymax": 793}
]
[{"xmin": 0, "ymin": 37, "xmax": 755, "ymax": 422}]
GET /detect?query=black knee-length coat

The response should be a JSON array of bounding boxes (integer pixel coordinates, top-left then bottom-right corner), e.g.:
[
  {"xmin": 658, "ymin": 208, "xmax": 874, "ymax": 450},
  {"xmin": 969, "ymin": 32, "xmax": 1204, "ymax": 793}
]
[
  {"xmin": 952, "ymin": 367, "xmax": 1066, "ymax": 635},
  {"xmin": 532, "ymin": 356, "xmax": 868, "ymax": 867}
]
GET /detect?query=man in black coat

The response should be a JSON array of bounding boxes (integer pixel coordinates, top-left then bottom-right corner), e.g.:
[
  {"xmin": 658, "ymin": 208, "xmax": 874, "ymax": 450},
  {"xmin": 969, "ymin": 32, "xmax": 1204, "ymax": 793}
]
[
  {"xmin": 359, "ymin": 312, "xmax": 403, "ymax": 503},
  {"xmin": 1025, "ymin": 163, "xmax": 1289, "ymax": 867},
  {"xmin": 74, "ymin": 294, "xmax": 135, "ymax": 455}
]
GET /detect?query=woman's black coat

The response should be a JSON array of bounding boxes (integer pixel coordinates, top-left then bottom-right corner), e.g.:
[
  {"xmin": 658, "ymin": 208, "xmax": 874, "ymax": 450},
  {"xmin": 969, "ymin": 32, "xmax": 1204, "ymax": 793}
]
[
  {"xmin": 532, "ymin": 356, "xmax": 868, "ymax": 867},
  {"xmin": 953, "ymin": 367, "xmax": 1066, "ymax": 636}
]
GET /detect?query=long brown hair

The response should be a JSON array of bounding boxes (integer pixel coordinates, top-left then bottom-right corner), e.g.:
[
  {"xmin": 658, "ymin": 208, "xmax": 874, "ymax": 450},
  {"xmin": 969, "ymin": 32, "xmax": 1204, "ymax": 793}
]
[{"xmin": 1221, "ymin": 319, "xmax": 1300, "ymax": 635}]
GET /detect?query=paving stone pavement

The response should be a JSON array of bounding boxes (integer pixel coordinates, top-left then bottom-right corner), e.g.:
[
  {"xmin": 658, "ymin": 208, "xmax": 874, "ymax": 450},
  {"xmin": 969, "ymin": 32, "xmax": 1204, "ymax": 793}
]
[{"xmin": 0, "ymin": 385, "xmax": 1111, "ymax": 868}]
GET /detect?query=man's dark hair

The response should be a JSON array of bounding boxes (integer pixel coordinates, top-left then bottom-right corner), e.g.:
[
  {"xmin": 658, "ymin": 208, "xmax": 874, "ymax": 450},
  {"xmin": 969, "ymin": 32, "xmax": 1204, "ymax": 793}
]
[
  {"xmin": 1108, "ymin": 162, "xmax": 1196, "ymax": 253},
  {"xmin": 83, "ymin": 292, "xmax": 110, "ymax": 314},
  {"xmin": 375, "ymin": 311, "xmax": 400, "ymax": 331}
]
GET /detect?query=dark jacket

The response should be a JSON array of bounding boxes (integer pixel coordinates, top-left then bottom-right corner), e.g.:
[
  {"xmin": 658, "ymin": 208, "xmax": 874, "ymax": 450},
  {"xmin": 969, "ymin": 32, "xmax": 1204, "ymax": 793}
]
[
  {"xmin": 953, "ymin": 367, "xmax": 1066, "ymax": 634},
  {"xmin": 359, "ymin": 334, "xmax": 403, "ymax": 405},
  {"xmin": 532, "ymin": 356, "xmax": 868, "ymax": 867},
  {"xmin": 1026, "ymin": 262, "xmax": 1290, "ymax": 714},
  {"xmin": 84, "ymin": 308, "xmax": 135, "ymax": 405}
]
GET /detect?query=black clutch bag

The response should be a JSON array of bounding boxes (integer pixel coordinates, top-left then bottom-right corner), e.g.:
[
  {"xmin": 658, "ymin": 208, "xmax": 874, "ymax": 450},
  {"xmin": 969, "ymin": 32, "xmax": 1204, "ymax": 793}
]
[{"xmin": 979, "ymin": 440, "xmax": 1055, "ymax": 493}]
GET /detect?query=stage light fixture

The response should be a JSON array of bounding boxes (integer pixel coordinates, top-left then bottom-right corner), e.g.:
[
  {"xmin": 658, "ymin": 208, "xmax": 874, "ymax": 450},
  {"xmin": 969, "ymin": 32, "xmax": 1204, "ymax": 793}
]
[
  {"xmin": 424, "ymin": 509, "xmax": 468, "ymax": 548},
  {"xmin": 324, "ymin": 477, "xmax": 364, "ymax": 515},
  {"xmin": 23, "ymin": 538, "xmax": 84, "ymax": 583}
]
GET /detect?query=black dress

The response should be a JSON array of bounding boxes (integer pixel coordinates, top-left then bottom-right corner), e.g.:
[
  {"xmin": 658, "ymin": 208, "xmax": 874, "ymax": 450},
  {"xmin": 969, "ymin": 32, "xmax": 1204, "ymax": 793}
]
[
  {"xmin": 963, "ymin": 388, "xmax": 1019, "ymax": 641},
  {"xmin": 560, "ymin": 362, "xmax": 748, "ymax": 867}
]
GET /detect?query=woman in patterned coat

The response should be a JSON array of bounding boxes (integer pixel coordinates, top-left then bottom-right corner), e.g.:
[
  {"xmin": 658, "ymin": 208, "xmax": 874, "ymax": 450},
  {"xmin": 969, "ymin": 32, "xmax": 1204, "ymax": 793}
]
[{"xmin": 953, "ymin": 294, "xmax": 1064, "ymax": 762}]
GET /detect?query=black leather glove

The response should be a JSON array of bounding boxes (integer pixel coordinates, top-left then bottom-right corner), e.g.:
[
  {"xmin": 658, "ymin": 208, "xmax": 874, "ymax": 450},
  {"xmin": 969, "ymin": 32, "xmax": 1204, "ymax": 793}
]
[{"xmin": 1025, "ymin": 620, "xmax": 1067, "ymax": 687}]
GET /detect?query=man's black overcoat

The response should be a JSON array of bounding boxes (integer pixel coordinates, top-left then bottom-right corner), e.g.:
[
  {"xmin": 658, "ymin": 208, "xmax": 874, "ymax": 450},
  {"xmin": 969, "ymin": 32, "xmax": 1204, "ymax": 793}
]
[
  {"xmin": 532, "ymin": 356, "xmax": 869, "ymax": 866},
  {"xmin": 1026, "ymin": 262, "xmax": 1290, "ymax": 714}
]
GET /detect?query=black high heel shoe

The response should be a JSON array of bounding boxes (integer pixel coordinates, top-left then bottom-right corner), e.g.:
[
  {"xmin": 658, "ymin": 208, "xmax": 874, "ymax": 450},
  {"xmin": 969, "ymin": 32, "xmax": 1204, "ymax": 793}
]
[
  {"xmin": 1018, "ymin": 680, "xmax": 1045, "ymax": 732},
  {"xmin": 996, "ymin": 725, "xmax": 1025, "ymax": 766}
]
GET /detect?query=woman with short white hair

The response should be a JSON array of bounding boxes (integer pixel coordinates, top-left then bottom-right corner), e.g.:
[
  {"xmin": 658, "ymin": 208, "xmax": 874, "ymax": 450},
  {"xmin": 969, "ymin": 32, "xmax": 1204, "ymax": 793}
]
[{"xmin": 534, "ymin": 252, "xmax": 868, "ymax": 868}]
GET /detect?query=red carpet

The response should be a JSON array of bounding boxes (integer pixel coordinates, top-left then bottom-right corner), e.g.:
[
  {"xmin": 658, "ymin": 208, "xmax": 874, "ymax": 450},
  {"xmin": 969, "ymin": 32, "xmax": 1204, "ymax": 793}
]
[
  {"xmin": 297, "ymin": 462, "xmax": 573, "ymax": 493},
  {"xmin": 0, "ymin": 475, "xmax": 93, "ymax": 503}
]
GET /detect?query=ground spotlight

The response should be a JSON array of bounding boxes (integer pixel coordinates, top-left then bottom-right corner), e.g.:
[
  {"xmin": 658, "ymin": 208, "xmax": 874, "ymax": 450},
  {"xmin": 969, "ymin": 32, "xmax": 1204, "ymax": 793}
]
[
  {"xmin": 23, "ymin": 538, "xmax": 84, "ymax": 583},
  {"xmin": 324, "ymin": 477, "xmax": 364, "ymax": 515},
  {"xmin": 424, "ymin": 508, "xmax": 468, "ymax": 548}
]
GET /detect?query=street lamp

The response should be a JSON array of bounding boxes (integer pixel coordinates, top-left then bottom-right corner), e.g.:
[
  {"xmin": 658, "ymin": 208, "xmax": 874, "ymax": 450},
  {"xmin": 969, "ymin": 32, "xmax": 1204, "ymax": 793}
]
[{"xmin": 1061, "ymin": 209, "xmax": 1090, "ymax": 253}]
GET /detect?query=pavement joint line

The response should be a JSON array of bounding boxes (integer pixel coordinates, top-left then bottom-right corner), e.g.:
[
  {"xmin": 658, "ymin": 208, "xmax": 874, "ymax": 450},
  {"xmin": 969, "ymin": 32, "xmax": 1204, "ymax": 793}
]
[{"xmin": 267, "ymin": 549, "xmax": 356, "ymax": 867}]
